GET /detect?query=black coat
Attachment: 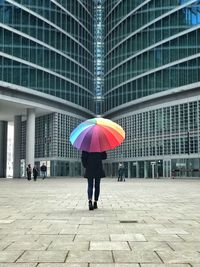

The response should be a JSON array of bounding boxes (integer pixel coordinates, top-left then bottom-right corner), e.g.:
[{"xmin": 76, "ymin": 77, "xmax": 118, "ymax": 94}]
[
  {"xmin": 33, "ymin": 167, "xmax": 38, "ymax": 177},
  {"xmin": 81, "ymin": 151, "xmax": 107, "ymax": 178}
]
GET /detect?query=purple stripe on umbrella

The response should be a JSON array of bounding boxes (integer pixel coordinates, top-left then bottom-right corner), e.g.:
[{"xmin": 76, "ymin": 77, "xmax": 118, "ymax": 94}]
[{"xmin": 73, "ymin": 125, "xmax": 94, "ymax": 151}]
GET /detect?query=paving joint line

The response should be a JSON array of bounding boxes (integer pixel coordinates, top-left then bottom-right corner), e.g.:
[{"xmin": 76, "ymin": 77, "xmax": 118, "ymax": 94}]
[
  {"xmin": 177, "ymin": 234, "xmax": 186, "ymax": 241},
  {"xmin": 14, "ymin": 250, "xmax": 26, "ymax": 263},
  {"xmin": 72, "ymin": 234, "xmax": 76, "ymax": 241},
  {"xmin": 127, "ymin": 241, "xmax": 132, "ymax": 251},
  {"xmin": 166, "ymin": 241, "xmax": 175, "ymax": 251},
  {"xmin": 45, "ymin": 240, "xmax": 53, "ymax": 251},
  {"xmin": 188, "ymin": 263, "xmax": 194, "ymax": 267},
  {"xmin": 2, "ymin": 241, "xmax": 14, "ymax": 251},
  {"xmin": 154, "ymin": 250, "xmax": 164, "ymax": 263},
  {"xmin": 64, "ymin": 250, "xmax": 69, "ymax": 263},
  {"xmin": 111, "ymin": 250, "xmax": 115, "ymax": 263}
]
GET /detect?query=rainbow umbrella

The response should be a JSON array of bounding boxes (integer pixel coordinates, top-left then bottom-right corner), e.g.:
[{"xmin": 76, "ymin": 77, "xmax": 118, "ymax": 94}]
[{"xmin": 70, "ymin": 118, "xmax": 125, "ymax": 152}]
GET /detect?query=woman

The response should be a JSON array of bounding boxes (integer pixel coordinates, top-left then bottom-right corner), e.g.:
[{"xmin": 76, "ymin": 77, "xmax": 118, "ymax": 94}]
[
  {"xmin": 33, "ymin": 166, "xmax": 39, "ymax": 181},
  {"xmin": 81, "ymin": 151, "xmax": 107, "ymax": 210},
  {"xmin": 26, "ymin": 164, "xmax": 32, "ymax": 181},
  {"xmin": 118, "ymin": 162, "xmax": 125, "ymax": 182}
]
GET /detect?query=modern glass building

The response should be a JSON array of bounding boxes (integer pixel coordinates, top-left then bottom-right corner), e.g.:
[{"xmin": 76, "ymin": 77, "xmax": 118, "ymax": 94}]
[
  {"xmin": 0, "ymin": 0, "xmax": 95, "ymax": 177},
  {"xmin": 104, "ymin": 0, "xmax": 200, "ymax": 178},
  {"xmin": 0, "ymin": 0, "xmax": 200, "ymax": 178}
]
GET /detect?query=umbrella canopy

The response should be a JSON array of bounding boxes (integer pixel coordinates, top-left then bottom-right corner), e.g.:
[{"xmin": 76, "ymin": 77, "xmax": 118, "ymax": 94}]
[{"xmin": 70, "ymin": 118, "xmax": 125, "ymax": 152}]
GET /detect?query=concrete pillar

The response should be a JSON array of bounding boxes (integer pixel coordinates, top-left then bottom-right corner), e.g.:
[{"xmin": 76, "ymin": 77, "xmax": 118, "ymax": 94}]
[
  {"xmin": 13, "ymin": 116, "xmax": 22, "ymax": 178},
  {"xmin": 136, "ymin": 161, "xmax": 139, "ymax": 178},
  {"xmin": 144, "ymin": 161, "xmax": 148, "ymax": 178},
  {"xmin": 127, "ymin": 161, "xmax": 131, "ymax": 178},
  {"xmin": 26, "ymin": 109, "xmax": 35, "ymax": 170},
  {"xmin": 0, "ymin": 121, "xmax": 8, "ymax": 178}
]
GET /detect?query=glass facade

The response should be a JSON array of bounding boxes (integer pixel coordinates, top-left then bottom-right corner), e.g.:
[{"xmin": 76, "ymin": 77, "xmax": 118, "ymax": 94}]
[
  {"xmin": 105, "ymin": 98, "xmax": 200, "ymax": 178},
  {"xmin": 109, "ymin": 100, "xmax": 199, "ymax": 159},
  {"xmin": 104, "ymin": 0, "xmax": 200, "ymax": 111},
  {"xmin": 94, "ymin": 0, "xmax": 104, "ymax": 114},
  {"xmin": 21, "ymin": 113, "xmax": 82, "ymax": 177},
  {"xmin": 0, "ymin": 0, "xmax": 94, "ymax": 110}
]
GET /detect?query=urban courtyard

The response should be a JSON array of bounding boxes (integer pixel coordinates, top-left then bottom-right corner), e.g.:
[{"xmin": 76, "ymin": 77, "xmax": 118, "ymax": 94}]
[{"xmin": 0, "ymin": 177, "xmax": 200, "ymax": 266}]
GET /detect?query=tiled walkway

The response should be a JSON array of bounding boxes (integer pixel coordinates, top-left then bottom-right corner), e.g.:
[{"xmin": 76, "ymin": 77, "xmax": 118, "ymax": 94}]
[{"xmin": 0, "ymin": 177, "xmax": 200, "ymax": 266}]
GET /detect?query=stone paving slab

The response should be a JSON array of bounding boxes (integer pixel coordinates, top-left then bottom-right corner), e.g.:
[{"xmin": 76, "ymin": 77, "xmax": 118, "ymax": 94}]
[
  {"xmin": 113, "ymin": 250, "xmax": 162, "ymax": 263},
  {"xmin": 178, "ymin": 234, "xmax": 200, "ymax": 241},
  {"xmin": 128, "ymin": 241, "xmax": 172, "ymax": 251},
  {"xmin": 157, "ymin": 251, "xmax": 200, "ymax": 263},
  {"xmin": 0, "ymin": 251, "xmax": 24, "ymax": 262},
  {"xmin": 90, "ymin": 241, "xmax": 130, "ymax": 250},
  {"xmin": 48, "ymin": 241, "xmax": 89, "ymax": 251},
  {"xmin": 140, "ymin": 265, "xmax": 191, "ymax": 267},
  {"xmin": 38, "ymin": 264, "xmax": 88, "ymax": 267},
  {"xmin": 6, "ymin": 240, "xmax": 51, "ymax": 250},
  {"xmin": 155, "ymin": 228, "xmax": 189, "ymax": 235},
  {"xmin": 144, "ymin": 234, "xmax": 184, "ymax": 242},
  {"xmin": 74, "ymin": 234, "xmax": 110, "ymax": 241},
  {"xmin": 17, "ymin": 250, "xmax": 68, "ymax": 263},
  {"xmin": 66, "ymin": 250, "xmax": 113, "ymax": 263},
  {"xmin": 36, "ymin": 235, "xmax": 75, "ymax": 243},
  {"xmin": 110, "ymin": 233, "xmax": 146, "ymax": 241},
  {"xmin": 168, "ymin": 241, "xmax": 200, "ymax": 251},
  {"xmin": 1, "ymin": 178, "xmax": 200, "ymax": 265},
  {"xmin": 0, "ymin": 234, "xmax": 40, "ymax": 242},
  {"xmin": 90, "ymin": 265, "xmax": 139, "ymax": 267},
  {"xmin": 0, "ymin": 264, "xmax": 37, "ymax": 267}
]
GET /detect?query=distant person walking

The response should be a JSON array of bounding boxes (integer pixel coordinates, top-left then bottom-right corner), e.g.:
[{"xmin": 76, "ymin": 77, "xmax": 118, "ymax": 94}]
[
  {"xmin": 81, "ymin": 151, "xmax": 107, "ymax": 210},
  {"xmin": 33, "ymin": 166, "xmax": 39, "ymax": 181},
  {"xmin": 40, "ymin": 163, "xmax": 47, "ymax": 179},
  {"xmin": 26, "ymin": 164, "xmax": 32, "ymax": 181},
  {"xmin": 118, "ymin": 162, "xmax": 125, "ymax": 182}
]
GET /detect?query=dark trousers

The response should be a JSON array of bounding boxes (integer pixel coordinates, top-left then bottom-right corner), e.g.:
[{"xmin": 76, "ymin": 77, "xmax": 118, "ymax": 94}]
[
  {"xmin": 41, "ymin": 171, "xmax": 46, "ymax": 179},
  {"xmin": 87, "ymin": 178, "xmax": 101, "ymax": 201},
  {"xmin": 118, "ymin": 169, "xmax": 124, "ymax": 181}
]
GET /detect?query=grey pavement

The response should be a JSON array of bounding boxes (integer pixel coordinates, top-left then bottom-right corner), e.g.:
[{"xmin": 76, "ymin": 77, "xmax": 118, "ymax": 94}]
[{"xmin": 0, "ymin": 178, "xmax": 200, "ymax": 266}]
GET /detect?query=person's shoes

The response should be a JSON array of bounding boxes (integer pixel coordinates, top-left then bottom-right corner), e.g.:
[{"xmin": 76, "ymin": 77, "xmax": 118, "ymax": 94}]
[
  {"xmin": 94, "ymin": 201, "xmax": 98, "ymax": 209},
  {"xmin": 88, "ymin": 200, "xmax": 94, "ymax": 210}
]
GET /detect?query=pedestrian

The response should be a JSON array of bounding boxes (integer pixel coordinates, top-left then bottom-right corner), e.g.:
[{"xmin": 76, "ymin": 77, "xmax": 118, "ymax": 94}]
[
  {"xmin": 118, "ymin": 162, "xmax": 125, "ymax": 181},
  {"xmin": 81, "ymin": 151, "xmax": 107, "ymax": 210},
  {"xmin": 26, "ymin": 164, "xmax": 32, "ymax": 181},
  {"xmin": 40, "ymin": 163, "xmax": 47, "ymax": 179},
  {"xmin": 33, "ymin": 166, "xmax": 39, "ymax": 181}
]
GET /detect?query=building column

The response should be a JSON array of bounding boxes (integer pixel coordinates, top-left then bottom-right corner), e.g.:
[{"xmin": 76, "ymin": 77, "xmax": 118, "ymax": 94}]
[
  {"xmin": 26, "ymin": 109, "xmax": 35, "ymax": 170},
  {"xmin": 0, "ymin": 121, "xmax": 8, "ymax": 178},
  {"xmin": 69, "ymin": 162, "xmax": 75, "ymax": 177},
  {"xmin": 144, "ymin": 161, "xmax": 148, "ymax": 178},
  {"xmin": 13, "ymin": 116, "xmax": 22, "ymax": 178},
  {"xmin": 136, "ymin": 161, "xmax": 139, "ymax": 178},
  {"xmin": 127, "ymin": 161, "xmax": 131, "ymax": 178}
]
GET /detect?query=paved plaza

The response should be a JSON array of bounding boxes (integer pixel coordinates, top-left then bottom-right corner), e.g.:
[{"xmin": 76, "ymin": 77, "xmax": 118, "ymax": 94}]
[{"xmin": 0, "ymin": 178, "xmax": 200, "ymax": 266}]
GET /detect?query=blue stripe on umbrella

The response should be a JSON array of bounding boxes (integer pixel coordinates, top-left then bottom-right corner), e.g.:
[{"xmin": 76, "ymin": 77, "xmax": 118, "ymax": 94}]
[{"xmin": 69, "ymin": 120, "xmax": 95, "ymax": 144}]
